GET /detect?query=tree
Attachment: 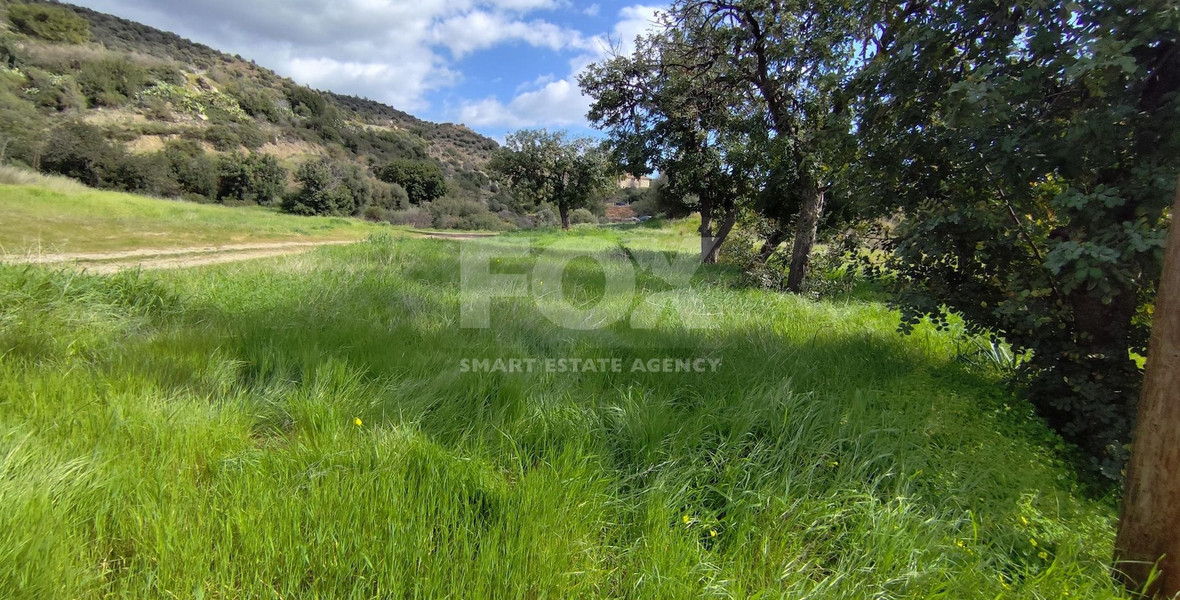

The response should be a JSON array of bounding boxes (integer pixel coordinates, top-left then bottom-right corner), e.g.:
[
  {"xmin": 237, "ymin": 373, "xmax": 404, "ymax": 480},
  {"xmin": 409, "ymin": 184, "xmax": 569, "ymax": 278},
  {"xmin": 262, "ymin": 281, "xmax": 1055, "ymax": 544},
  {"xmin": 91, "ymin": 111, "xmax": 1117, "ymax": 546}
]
[
  {"xmin": 217, "ymin": 152, "xmax": 287, "ymax": 206},
  {"xmin": 40, "ymin": 121, "xmax": 123, "ymax": 187},
  {"xmin": 658, "ymin": 0, "xmax": 864, "ymax": 287},
  {"xmin": 1114, "ymin": 180, "xmax": 1180, "ymax": 597},
  {"xmin": 488, "ymin": 129, "xmax": 614, "ymax": 230},
  {"xmin": 376, "ymin": 160, "xmax": 449, "ymax": 205},
  {"xmin": 283, "ymin": 157, "xmax": 371, "ymax": 217},
  {"xmin": 581, "ymin": 28, "xmax": 761, "ymax": 263},
  {"xmin": 855, "ymin": 0, "xmax": 1180, "ymax": 477}
]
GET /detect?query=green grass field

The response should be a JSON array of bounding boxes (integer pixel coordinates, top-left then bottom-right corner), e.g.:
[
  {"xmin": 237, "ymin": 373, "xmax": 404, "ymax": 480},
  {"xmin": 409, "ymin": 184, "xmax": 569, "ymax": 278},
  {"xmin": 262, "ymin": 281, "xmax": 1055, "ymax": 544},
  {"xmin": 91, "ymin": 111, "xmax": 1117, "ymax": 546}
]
[
  {"xmin": 0, "ymin": 178, "xmax": 384, "ymax": 255},
  {"xmin": 0, "ymin": 218, "xmax": 1127, "ymax": 598}
]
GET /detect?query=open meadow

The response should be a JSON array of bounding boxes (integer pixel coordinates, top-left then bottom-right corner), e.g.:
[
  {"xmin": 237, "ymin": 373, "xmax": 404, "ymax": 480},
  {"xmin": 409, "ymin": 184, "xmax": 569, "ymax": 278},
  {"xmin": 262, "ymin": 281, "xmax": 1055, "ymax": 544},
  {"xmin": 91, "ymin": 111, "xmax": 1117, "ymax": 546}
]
[{"xmin": 0, "ymin": 221, "xmax": 1126, "ymax": 598}]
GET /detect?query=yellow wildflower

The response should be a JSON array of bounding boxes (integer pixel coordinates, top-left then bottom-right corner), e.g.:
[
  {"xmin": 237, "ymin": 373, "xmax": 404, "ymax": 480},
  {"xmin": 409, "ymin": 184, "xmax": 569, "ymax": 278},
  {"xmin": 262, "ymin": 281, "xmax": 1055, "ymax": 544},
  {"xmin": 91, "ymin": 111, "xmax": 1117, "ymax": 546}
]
[
  {"xmin": 354, "ymin": 417, "xmax": 363, "ymax": 427},
  {"xmin": 709, "ymin": 530, "xmax": 718, "ymax": 538}
]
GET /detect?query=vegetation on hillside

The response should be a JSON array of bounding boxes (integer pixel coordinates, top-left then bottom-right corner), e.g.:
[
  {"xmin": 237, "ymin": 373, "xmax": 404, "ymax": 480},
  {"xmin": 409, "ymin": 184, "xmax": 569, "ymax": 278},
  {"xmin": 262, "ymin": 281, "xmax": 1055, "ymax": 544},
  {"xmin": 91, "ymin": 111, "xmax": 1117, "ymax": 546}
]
[{"xmin": 0, "ymin": 0, "xmax": 522, "ymax": 229}]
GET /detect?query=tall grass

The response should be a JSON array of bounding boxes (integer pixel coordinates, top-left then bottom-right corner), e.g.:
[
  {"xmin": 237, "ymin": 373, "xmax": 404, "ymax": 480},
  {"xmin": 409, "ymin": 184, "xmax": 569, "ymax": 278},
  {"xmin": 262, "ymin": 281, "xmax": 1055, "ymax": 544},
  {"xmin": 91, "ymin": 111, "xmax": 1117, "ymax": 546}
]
[
  {"xmin": 0, "ymin": 230, "xmax": 1124, "ymax": 598},
  {"xmin": 0, "ymin": 180, "xmax": 388, "ymax": 255},
  {"xmin": 0, "ymin": 165, "xmax": 90, "ymax": 194}
]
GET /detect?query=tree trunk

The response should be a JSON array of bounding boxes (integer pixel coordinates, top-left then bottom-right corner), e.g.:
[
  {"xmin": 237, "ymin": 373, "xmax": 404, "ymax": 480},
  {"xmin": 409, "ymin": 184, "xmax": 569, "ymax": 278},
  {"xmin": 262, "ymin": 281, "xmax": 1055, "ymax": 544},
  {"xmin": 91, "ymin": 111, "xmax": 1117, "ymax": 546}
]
[
  {"xmin": 703, "ymin": 205, "xmax": 737, "ymax": 265},
  {"xmin": 757, "ymin": 229, "xmax": 788, "ymax": 264},
  {"xmin": 559, "ymin": 204, "xmax": 570, "ymax": 230},
  {"xmin": 699, "ymin": 196, "xmax": 715, "ymax": 263},
  {"xmin": 785, "ymin": 187, "xmax": 826, "ymax": 293},
  {"xmin": 1115, "ymin": 181, "xmax": 1180, "ymax": 597}
]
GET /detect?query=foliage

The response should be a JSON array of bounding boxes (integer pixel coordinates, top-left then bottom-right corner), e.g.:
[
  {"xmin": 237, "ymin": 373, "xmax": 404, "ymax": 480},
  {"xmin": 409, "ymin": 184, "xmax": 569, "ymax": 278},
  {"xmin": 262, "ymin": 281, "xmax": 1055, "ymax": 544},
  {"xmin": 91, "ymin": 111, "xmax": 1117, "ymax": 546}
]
[
  {"xmin": 216, "ymin": 152, "xmax": 286, "ymax": 206},
  {"xmin": 855, "ymin": 0, "xmax": 1180, "ymax": 479},
  {"xmin": 376, "ymin": 159, "xmax": 448, "ymax": 205},
  {"xmin": 76, "ymin": 57, "xmax": 150, "ymax": 107},
  {"xmin": 426, "ymin": 195, "xmax": 510, "ymax": 230},
  {"xmin": 162, "ymin": 139, "xmax": 217, "ymax": 201},
  {"xmin": 39, "ymin": 121, "xmax": 123, "ymax": 187},
  {"xmin": 568, "ymin": 207, "xmax": 598, "ymax": 225},
  {"xmin": 6, "ymin": 2, "xmax": 90, "ymax": 44},
  {"xmin": 110, "ymin": 151, "xmax": 179, "ymax": 197},
  {"xmin": 137, "ymin": 82, "xmax": 248, "ymax": 122},
  {"xmin": 283, "ymin": 157, "xmax": 371, "ymax": 217},
  {"xmin": 0, "ymin": 76, "xmax": 48, "ymax": 165},
  {"xmin": 488, "ymin": 129, "xmax": 614, "ymax": 229},
  {"xmin": 22, "ymin": 67, "xmax": 84, "ymax": 111}
]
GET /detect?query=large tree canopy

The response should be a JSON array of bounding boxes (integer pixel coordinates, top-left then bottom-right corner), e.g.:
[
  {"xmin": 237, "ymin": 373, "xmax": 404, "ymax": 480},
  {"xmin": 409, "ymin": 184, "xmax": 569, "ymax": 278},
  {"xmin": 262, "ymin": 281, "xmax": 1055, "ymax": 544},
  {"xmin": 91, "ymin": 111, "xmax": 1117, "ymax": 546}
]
[
  {"xmin": 488, "ymin": 130, "xmax": 614, "ymax": 230},
  {"xmin": 855, "ymin": 0, "xmax": 1180, "ymax": 478}
]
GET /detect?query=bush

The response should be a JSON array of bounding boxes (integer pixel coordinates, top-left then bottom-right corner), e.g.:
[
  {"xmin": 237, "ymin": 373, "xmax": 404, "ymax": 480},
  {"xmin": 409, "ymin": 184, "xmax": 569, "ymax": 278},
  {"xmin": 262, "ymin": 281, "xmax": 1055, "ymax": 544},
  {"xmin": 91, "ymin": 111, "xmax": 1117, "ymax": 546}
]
[
  {"xmin": 23, "ymin": 68, "xmax": 84, "ymax": 112},
  {"xmin": 204, "ymin": 124, "xmax": 240, "ymax": 151},
  {"xmin": 533, "ymin": 206, "xmax": 559, "ymax": 228},
  {"xmin": 569, "ymin": 208, "xmax": 598, "ymax": 225},
  {"xmin": 76, "ymin": 57, "xmax": 149, "ymax": 107},
  {"xmin": 110, "ymin": 152, "xmax": 180, "ymax": 197},
  {"xmin": 0, "ymin": 84, "xmax": 48, "ymax": 165},
  {"xmin": 376, "ymin": 159, "xmax": 448, "ymax": 205},
  {"xmin": 383, "ymin": 206, "xmax": 434, "ymax": 228},
  {"xmin": 162, "ymin": 139, "xmax": 217, "ymax": 200},
  {"xmin": 282, "ymin": 157, "xmax": 370, "ymax": 216},
  {"xmin": 217, "ymin": 152, "xmax": 286, "ymax": 205},
  {"xmin": 40, "ymin": 121, "xmax": 124, "ymax": 187},
  {"xmin": 427, "ymin": 196, "xmax": 509, "ymax": 231},
  {"xmin": 370, "ymin": 179, "xmax": 409, "ymax": 211},
  {"xmin": 224, "ymin": 83, "xmax": 279, "ymax": 121},
  {"xmin": 7, "ymin": 3, "xmax": 90, "ymax": 44}
]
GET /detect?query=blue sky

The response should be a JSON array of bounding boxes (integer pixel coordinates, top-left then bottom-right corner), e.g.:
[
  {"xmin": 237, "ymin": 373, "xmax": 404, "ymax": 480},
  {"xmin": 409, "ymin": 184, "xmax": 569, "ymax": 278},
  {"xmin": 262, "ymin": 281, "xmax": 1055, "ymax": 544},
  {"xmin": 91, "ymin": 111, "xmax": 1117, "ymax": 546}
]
[{"xmin": 71, "ymin": 0, "xmax": 664, "ymax": 140}]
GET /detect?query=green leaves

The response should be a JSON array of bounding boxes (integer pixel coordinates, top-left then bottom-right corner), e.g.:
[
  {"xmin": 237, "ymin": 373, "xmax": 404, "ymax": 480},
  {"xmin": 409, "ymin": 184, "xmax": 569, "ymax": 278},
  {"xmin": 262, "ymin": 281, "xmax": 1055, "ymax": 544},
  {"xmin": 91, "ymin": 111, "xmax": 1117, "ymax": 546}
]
[{"xmin": 857, "ymin": 0, "xmax": 1180, "ymax": 478}]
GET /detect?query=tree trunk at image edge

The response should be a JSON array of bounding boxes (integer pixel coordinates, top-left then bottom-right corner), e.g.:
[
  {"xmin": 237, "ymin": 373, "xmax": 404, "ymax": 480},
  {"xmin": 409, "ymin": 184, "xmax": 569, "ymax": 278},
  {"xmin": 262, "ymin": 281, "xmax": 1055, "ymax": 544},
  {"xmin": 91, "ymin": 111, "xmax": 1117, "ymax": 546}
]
[
  {"xmin": 559, "ymin": 204, "xmax": 570, "ymax": 230},
  {"xmin": 786, "ymin": 187, "xmax": 826, "ymax": 293},
  {"xmin": 1115, "ymin": 179, "xmax": 1180, "ymax": 598}
]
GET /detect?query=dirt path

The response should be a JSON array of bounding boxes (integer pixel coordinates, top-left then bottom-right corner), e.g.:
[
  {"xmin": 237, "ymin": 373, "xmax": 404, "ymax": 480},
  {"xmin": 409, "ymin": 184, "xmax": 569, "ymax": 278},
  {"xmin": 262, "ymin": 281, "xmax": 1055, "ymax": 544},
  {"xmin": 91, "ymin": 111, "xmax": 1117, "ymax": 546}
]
[{"xmin": 1, "ymin": 232, "xmax": 500, "ymax": 273}]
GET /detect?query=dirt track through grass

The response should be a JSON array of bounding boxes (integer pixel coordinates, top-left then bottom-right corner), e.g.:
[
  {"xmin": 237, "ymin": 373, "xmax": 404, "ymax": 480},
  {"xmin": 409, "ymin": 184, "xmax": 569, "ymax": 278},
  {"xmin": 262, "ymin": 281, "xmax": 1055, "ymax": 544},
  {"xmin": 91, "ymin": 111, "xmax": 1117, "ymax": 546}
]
[{"xmin": 0, "ymin": 232, "xmax": 501, "ymax": 273}]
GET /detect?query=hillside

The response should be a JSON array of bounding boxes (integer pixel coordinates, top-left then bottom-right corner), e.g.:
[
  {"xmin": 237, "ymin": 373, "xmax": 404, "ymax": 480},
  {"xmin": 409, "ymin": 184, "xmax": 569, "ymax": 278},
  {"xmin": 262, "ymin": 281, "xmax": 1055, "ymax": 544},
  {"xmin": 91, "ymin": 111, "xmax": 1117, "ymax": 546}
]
[{"xmin": 0, "ymin": 0, "xmax": 512, "ymax": 228}]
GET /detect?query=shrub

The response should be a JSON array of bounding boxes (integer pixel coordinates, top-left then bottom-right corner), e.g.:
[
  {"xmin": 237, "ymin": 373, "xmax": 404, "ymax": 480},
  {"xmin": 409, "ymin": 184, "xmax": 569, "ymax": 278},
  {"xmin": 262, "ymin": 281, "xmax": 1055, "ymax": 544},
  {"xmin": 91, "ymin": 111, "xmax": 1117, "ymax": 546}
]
[
  {"xmin": 204, "ymin": 124, "xmax": 240, "ymax": 151},
  {"xmin": 110, "ymin": 152, "xmax": 180, "ymax": 197},
  {"xmin": 7, "ymin": 3, "xmax": 90, "ymax": 44},
  {"xmin": 162, "ymin": 139, "xmax": 217, "ymax": 200},
  {"xmin": 0, "ymin": 84, "xmax": 48, "ymax": 165},
  {"xmin": 40, "ymin": 121, "xmax": 124, "ymax": 187},
  {"xmin": 224, "ymin": 83, "xmax": 279, "ymax": 121},
  {"xmin": 383, "ymin": 207, "xmax": 434, "ymax": 228},
  {"xmin": 376, "ymin": 159, "xmax": 448, "ymax": 205},
  {"xmin": 23, "ymin": 68, "xmax": 84, "ymax": 112},
  {"xmin": 569, "ymin": 208, "xmax": 598, "ymax": 225},
  {"xmin": 533, "ymin": 206, "xmax": 559, "ymax": 228},
  {"xmin": 282, "ymin": 157, "xmax": 370, "ymax": 216},
  {"xmin": 76, "ymin": 57, "xmax": 149, "ymax": 107},
  {"xmin": 370, "ymin": 179, "xmax": 409, "ymax": 211},
  {"xmin": 427, "ymin": 196, "xmax": 509, "ymax": 231},
  {"xmin": 217, "ymin": 152, "xmax": 286, "ymax": 205}
]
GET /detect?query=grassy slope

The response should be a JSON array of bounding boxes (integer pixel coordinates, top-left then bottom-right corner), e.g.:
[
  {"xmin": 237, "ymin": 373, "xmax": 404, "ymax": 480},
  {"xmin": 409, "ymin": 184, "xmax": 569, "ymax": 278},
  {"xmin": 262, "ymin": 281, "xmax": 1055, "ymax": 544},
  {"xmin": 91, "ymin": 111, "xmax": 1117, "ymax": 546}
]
[
  {"xmin": 0, "ymin": 182, "xmax": 384, "ymax": 254},
  {"xmin": 0, "ymin": 227, "xmax": 1123, "ymax": 598}
]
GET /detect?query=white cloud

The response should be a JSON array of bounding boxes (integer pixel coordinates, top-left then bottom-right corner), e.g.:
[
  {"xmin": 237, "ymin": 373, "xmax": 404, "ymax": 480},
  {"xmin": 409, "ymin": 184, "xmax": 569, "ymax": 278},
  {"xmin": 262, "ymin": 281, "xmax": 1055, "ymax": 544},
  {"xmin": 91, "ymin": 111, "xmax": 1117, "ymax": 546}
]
[
  {"xmin": 432, "ymin": 11, "xmax": 596, "ymax": 58},
  {"xmin": 583, "ymin": 3, "xmax": 601, "ymax": 16},
  {"xmin": 453, "ymin": 4, "xmax": 665, "ymax": 129},
  {"xmin": 70, "ymin": 0, "xmax": 609, "ymax": 115}
]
